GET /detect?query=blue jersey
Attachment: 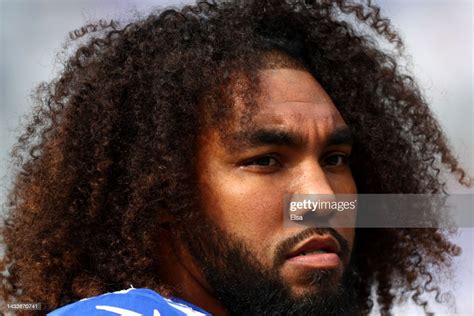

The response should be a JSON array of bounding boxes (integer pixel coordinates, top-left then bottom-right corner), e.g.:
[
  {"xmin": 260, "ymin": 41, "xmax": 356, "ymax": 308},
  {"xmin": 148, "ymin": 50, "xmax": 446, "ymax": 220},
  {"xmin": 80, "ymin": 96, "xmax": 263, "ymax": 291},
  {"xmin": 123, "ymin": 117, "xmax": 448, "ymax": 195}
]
[{"xmin": 48, "ymin": 288, "xmax": 211, "ymax": 316}]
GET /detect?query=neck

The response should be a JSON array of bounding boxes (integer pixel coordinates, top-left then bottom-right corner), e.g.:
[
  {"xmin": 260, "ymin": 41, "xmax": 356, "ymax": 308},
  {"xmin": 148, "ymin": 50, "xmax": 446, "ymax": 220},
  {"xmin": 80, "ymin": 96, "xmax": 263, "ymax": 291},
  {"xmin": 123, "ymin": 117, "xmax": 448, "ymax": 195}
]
[{"xmin": 157, "ymin": 229, "xmax": 230, "ymax": 316}]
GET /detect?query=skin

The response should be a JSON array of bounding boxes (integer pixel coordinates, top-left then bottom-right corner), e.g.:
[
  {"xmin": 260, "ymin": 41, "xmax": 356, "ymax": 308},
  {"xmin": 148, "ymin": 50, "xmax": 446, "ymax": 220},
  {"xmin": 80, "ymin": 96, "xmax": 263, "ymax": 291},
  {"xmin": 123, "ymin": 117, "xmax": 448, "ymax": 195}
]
[{"xmin": 158, "ymin": 68, "xmax": 357, "ymax": 315}]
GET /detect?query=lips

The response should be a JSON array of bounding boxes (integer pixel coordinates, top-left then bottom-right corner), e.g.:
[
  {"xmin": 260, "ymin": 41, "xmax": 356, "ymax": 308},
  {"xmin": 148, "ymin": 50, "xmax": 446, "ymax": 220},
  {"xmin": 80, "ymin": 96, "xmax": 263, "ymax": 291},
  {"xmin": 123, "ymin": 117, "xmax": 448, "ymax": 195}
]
[
  {"xmin": 283, "ymin": 234, "xmax": 342, "ymax": 269},
  {"xmin": 286, "ymin": 235, "xmax": 340, "ymax": 259}
]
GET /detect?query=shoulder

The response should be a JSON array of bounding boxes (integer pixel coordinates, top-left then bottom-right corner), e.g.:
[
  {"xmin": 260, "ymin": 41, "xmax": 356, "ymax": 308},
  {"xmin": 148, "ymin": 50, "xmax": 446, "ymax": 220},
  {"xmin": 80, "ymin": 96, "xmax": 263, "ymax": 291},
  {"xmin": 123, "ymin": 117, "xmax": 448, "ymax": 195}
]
[{"xmin": 47, "ymin": 287, "xmax": 211, "ymax": 316}]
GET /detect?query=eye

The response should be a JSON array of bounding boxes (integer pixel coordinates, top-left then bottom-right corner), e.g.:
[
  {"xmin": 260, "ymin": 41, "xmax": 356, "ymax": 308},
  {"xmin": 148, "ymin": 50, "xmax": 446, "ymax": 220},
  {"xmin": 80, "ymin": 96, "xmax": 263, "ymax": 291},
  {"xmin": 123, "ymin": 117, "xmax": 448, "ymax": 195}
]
[
  {"xmin": 323, "ymin": 153, "xmax": 350, "ymax": 168},
  {"xmin": 242, "ymin": 155, "xmax": 281, "ymax": 168}
]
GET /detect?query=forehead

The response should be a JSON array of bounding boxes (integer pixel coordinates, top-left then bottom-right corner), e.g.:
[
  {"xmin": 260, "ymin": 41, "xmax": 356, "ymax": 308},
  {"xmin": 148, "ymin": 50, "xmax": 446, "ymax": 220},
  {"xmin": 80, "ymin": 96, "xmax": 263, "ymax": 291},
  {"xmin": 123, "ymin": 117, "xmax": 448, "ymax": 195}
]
[
  {"xmin": 258, "ymin": 69, "xmax": 332, "ymax": 105},
  {"xmin": 228, "ymin": 68, "xmax": 345, "ymax": 132},
  {"xmin": 205, "ymin": 67, "xmax": 348, "ymax": 152},
  {"xmin": 255, "ymin": 68, "xmax": 342, "ymax": 123}
]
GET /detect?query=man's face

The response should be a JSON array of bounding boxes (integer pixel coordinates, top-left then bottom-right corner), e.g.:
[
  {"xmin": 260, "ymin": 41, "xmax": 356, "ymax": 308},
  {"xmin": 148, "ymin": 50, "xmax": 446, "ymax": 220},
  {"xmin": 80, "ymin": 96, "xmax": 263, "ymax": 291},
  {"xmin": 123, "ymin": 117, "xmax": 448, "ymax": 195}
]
[{"xmin": 185, "ymin": 68, "xmax": 358, "ymax": 314}]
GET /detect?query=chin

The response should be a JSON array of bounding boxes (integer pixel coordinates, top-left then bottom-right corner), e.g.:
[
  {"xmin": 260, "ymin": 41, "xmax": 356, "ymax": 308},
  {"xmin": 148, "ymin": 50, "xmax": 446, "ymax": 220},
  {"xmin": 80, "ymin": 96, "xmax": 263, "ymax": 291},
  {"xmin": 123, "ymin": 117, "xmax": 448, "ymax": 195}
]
[{"xmin": 284, "ymin": 268, "xmax": 343, "ymax": 297}]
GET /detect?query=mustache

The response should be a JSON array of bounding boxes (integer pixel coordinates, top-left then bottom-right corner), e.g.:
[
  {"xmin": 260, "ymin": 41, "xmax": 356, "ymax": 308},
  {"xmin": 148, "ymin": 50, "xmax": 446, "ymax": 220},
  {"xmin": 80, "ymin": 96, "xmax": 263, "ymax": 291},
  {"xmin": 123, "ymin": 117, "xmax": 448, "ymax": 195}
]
[{"xmin": 273, "ymin": 227, "xmax": 350, "ymax": 268}]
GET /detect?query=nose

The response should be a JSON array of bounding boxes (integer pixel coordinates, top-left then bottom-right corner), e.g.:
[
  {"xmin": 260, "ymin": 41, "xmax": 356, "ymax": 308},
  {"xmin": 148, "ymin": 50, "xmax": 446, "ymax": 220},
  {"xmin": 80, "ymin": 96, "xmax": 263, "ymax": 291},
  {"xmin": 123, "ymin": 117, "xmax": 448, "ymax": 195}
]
[
  {"xmin": 286, "ymin": 160, "xmax": 337, "ymax": 220},
  {"xmin": 297, "ymin": 159, "xmax": 335, "ymax": 196},
  {"xmin": 285, "ymin": 159, "xmax": 357, "ymax": 229}
]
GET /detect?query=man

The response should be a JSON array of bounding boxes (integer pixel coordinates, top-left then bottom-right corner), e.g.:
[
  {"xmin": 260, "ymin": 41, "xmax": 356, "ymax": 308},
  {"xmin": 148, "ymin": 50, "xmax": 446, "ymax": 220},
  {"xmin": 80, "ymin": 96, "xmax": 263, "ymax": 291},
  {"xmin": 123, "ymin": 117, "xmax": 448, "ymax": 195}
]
[{"xmin": 0, "ymin": 0, "xmax": 469, "ymax": 315}]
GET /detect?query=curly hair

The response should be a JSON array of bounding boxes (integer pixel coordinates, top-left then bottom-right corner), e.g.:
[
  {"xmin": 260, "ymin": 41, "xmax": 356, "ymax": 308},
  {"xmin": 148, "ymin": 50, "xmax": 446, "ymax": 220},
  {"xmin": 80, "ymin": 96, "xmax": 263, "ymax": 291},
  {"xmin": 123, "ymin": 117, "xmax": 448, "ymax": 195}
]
[{"xmin": 1, "ymin": 0, "xmax": 470, "ymax": 315}]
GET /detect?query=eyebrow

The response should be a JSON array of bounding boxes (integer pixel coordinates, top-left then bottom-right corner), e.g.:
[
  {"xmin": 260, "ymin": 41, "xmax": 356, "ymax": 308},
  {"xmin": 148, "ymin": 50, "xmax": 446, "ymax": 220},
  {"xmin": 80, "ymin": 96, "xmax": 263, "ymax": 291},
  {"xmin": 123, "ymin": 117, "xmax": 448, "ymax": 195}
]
[
  {"xmin": 225, "ymin": 126, "xmax": 353, "ymax": 151},
  {"xmin": 324, "ymin": 126, "xmax": 353, "ymax": 147}
]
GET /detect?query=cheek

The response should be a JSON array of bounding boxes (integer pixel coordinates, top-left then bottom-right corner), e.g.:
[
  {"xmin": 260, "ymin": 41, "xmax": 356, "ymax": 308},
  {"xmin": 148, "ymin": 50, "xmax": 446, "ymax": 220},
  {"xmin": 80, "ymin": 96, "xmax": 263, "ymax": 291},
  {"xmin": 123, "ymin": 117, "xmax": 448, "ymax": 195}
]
[
  {"xmin": 200, "ymin": 173, "xmax": 286, "ymax": 258},
  {"xmin": 327, "ymin": 170, "xmax": 357, "ymax": 194},
  {"xmin": 336, "ymin": 228, "xmax": 355, "ymax": 248}
]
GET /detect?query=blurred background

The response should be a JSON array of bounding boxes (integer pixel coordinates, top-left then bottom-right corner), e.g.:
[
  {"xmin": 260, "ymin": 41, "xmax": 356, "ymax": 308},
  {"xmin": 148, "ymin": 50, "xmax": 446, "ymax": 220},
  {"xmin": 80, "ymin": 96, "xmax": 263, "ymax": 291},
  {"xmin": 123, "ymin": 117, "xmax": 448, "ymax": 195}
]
[{"xmin": 1, "ymin": 0, "xmax": 473, "ymax": 314}]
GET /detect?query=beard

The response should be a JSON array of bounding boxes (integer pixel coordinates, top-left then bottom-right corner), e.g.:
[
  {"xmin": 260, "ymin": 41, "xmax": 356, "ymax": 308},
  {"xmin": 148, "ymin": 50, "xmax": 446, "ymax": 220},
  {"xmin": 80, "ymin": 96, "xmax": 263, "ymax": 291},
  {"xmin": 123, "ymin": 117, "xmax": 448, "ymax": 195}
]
[{"xmin": 179, "ymin": 212, "xmax": 362, "ymax": 316}]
